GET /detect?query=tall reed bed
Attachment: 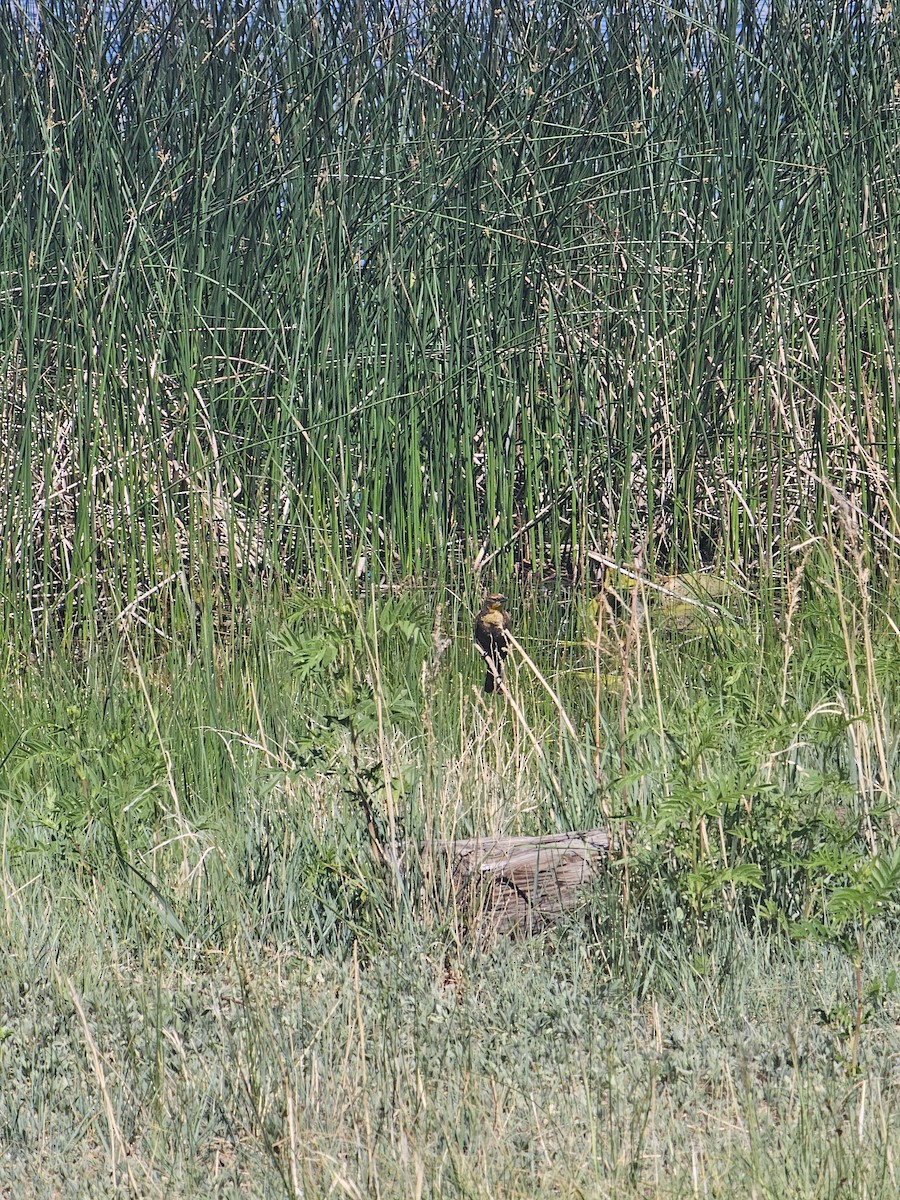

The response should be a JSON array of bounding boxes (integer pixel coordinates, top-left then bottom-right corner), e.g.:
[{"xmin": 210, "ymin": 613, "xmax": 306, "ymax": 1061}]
[{"xmin": 1, "ymin": 0, "xmax": 898, "ymax": 645}]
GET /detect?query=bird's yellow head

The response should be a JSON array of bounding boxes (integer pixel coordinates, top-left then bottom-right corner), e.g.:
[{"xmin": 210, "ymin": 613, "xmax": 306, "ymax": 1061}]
[{"xmin": 484, "ymin": 594, "xmax": 507, "ymax": 611}]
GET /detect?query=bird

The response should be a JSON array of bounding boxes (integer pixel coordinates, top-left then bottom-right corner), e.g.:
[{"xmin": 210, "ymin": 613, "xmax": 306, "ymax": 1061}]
[{"xmin": 474, "ymin": 593, "xmax": 512, "ymax": 693}]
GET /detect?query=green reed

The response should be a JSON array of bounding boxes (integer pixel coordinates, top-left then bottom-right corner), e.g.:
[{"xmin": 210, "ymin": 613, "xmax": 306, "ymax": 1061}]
[{"xmin": 1, "ymin": 0, "xmax": 899, "ymax": 644}]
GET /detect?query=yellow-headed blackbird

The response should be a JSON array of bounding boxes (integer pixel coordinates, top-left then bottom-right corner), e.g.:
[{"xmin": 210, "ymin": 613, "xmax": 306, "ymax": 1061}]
[{"xmin": 474, "ymin": 594, "xmax": 512, "ymax": 693}]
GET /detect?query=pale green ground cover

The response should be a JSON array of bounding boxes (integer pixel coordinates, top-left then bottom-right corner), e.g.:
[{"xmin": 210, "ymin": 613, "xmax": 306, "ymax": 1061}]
[{"xmin": 3, "ymin": 900, "xmax": 899, "ymax": 1198}]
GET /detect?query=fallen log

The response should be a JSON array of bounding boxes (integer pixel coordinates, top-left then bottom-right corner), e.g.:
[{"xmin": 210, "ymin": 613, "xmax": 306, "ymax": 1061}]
[{"xmin": 421, "ymin": 828, "xmax": 610, "ymax": 937}]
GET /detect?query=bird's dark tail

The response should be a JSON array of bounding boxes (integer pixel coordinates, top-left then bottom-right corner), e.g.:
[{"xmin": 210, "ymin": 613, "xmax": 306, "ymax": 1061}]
[{"xmin": 483, "ymin": 662, "xmax": 502, "ymax": 693}]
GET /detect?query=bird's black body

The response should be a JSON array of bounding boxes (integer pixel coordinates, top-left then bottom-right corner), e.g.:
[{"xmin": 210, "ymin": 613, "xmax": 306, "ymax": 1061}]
[{"xmin": 474, "ymin": 594, "xmax": 512, "ymax": 693}]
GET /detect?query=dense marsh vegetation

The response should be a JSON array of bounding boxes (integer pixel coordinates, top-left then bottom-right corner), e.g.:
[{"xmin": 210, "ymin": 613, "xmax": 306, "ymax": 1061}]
[
  {"xmin": 3, "ymin": 0, "xmax": 900, "ymax": 630},
  {"xmin": 1, "ymin": 0, "xmax": 900, "ymax": 1195}
]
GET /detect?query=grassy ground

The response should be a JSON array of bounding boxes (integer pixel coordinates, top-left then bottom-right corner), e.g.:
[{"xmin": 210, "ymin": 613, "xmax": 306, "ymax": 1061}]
[
  {"xmin": 2, "ymin": 575, "xmax": 898, "ymax": 1197},
  {"xmin": 3, "ymin": 896, "xmax": 899, "ymax": 1198}
]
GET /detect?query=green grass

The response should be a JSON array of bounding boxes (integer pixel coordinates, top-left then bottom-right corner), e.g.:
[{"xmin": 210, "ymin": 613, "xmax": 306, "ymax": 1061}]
[
  {"xmin": 3, "ymin": 896, "xmax": 899, "ymax": 1198},
  {"xmin": 2, "ymin": 575, "xmax": 899, "ymax": 1196}
]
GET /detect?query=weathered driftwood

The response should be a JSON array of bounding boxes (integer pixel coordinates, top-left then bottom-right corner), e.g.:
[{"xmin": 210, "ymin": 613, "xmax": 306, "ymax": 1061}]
[{"xmin": 423, "ymin": 829, "xmax": 610, "ymax": 937}]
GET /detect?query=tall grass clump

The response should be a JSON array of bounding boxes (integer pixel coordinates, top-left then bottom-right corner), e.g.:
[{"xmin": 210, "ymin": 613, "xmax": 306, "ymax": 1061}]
[{"xmin": 1, "ymin": 0, "xmax": 899, "ymax": 649}]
